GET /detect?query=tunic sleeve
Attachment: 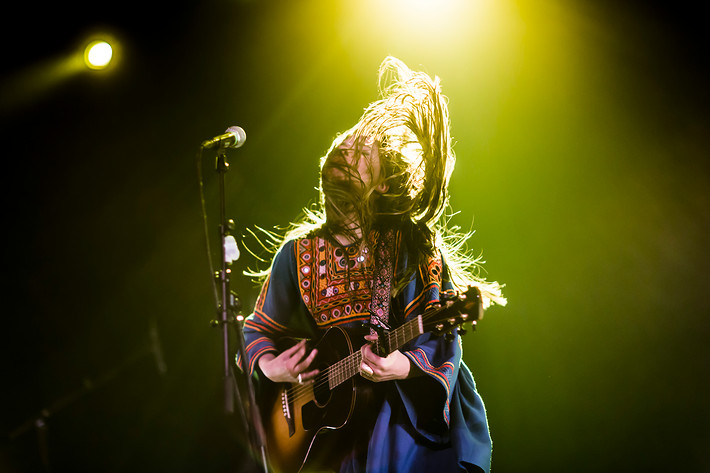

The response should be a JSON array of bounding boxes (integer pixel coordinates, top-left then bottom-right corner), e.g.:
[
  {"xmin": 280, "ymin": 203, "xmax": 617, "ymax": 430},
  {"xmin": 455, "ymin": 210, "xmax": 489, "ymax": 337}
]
[
  {"xmin": 395, "ymin": 254, "xmax": 466, "ymax": 443},
  {"xmin": 239, "ymin": 240, "xmax": 314, "ymax": 375}
]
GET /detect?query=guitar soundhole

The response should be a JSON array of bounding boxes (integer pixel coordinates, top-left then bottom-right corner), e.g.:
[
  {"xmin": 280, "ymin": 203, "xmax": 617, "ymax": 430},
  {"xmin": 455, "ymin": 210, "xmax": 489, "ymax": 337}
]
[{"xmin": 312, "ymin": 370, "xmax": 331, "ymax": 407}]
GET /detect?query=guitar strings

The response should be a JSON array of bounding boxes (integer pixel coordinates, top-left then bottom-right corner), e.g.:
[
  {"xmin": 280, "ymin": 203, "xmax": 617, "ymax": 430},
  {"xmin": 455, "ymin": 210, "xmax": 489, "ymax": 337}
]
[
  {"xmin": 281, "ymin": 292, "xmax": 474, "ymax": 406},
  {"xmin": 286, "ymin": 347, "xmax": 363, "ymax": 402},
  {"xmin": 283, "ymin": 307, "xmax": 449, "ymax": 404}
]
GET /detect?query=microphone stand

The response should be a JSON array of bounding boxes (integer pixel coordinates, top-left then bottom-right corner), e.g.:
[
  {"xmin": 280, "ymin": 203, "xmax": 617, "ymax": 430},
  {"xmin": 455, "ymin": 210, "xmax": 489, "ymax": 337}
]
[{"xmin": 214, "ymin": 149, "xmax": 269, "ymax": 473}]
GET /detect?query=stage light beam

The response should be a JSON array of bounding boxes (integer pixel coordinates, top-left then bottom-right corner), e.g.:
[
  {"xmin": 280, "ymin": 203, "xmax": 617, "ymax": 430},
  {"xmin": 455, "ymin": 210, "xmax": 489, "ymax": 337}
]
[{"xmin": 84, "ymin": 41, "xmax": 113, "ymax": 70}]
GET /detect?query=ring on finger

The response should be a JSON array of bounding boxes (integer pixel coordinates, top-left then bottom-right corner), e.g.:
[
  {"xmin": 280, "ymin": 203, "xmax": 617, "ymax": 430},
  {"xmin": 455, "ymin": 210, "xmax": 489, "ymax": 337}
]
[
  {"xmin": 361, "ymin": 364, "xmax": 374, "ymax": 378},
  {"xmin": 297, "ymin": 373, "xmax": 303, "ymax": 384}
]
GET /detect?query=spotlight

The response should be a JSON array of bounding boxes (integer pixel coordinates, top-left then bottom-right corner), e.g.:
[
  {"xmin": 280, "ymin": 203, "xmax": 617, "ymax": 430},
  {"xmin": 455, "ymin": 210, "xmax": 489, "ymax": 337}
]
[{"xmin": 84, "ymin": 40, "xmax": 113, "ymax": 70}]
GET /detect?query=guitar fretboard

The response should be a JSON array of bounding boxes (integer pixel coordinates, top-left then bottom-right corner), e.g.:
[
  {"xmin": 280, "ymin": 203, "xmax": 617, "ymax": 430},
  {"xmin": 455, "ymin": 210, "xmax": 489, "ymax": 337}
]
[{"xmin": 327, "ymin": 314, "xmax": 425, "ymax": 389}]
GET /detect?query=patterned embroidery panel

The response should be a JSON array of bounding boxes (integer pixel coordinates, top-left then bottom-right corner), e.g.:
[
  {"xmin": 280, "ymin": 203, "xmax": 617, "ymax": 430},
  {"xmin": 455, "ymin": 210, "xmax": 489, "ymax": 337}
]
[
  {"xmin": 421, "ymin": 253, "xmax": 444, "ymax": 310},
  {"xmin": 294, "ymin": 233, "xmax": 445, "ymax": 328},
  {"xmin": 296, "ymin": 237, "xmax": 376, "ymax": 327}
]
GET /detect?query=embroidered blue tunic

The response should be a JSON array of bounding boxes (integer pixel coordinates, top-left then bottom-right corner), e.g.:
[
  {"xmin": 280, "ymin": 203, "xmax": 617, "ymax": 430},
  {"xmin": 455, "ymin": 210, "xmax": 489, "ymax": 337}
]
[{"xmin": 242, "ymin": 232, "xmax": 492, "ymax": 473}]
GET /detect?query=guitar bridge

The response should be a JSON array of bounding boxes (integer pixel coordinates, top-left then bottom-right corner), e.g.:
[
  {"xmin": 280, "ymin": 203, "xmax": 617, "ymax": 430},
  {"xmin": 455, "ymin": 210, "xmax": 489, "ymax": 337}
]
[{"xmin": 281, "ymin": 388, "xmax": 296, "ymax": 437}]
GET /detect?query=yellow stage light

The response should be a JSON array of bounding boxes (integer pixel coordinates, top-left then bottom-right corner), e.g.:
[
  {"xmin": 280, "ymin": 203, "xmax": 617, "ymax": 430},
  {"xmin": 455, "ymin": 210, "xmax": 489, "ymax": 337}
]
[{"xmin": 84, "ymin": 40, "xmax": 113, "ymax": 70}]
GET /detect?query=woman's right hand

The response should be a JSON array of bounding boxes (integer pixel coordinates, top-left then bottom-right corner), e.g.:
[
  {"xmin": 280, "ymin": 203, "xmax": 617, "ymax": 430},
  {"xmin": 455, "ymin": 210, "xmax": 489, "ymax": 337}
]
[{"xmin": 258, "ymin": 339, "xmax": 319, "ymax": 384}]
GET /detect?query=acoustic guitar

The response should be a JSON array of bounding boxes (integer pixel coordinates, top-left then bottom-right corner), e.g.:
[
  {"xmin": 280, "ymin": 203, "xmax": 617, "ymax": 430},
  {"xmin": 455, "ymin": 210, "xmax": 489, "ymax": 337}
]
[{"xmin": 261, "ymin": 286, "xmax": 483, "ymax": 473}]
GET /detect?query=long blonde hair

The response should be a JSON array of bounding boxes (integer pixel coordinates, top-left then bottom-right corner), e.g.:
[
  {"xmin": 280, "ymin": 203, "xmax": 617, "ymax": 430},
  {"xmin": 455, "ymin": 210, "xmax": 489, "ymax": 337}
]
[{"xmin": 247, "ymin": 57, "xmax": 505, "ymax": 308}]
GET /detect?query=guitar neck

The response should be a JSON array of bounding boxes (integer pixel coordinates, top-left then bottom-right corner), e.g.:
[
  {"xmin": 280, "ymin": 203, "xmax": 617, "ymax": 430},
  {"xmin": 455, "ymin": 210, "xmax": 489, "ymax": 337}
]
[{"xmin": 327, "ymin": 314, "xmax": 425, "ymax": 390}]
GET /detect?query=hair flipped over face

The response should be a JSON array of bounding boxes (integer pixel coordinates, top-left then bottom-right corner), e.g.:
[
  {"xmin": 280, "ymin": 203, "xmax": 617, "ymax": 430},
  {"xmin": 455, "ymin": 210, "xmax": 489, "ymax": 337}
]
[
  {"xmin": 315, "ymin": 57, "xmax": 455, "ymax": 250},
  {"xmin": 250, "ymin": 57, "xmax": 505, "ymax": 307}
]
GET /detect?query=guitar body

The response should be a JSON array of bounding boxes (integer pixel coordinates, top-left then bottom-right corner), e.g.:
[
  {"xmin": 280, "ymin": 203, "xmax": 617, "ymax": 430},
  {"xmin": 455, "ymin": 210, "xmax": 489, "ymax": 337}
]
[{"xmin": 262, "ymin": 326, "xmax": 360, "ymax": 473}]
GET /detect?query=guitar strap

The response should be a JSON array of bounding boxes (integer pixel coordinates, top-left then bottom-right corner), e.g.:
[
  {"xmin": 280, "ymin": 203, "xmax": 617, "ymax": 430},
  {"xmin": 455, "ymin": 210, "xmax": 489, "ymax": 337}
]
[{"xmin": 369, "ymin": 228, "xmax": 395, "ymax": 335}]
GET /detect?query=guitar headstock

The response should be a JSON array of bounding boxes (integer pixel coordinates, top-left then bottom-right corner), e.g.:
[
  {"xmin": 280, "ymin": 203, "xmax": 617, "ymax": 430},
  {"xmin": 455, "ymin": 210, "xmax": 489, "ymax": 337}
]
[{"xmin": 424, "ymin": 286, "xmax": 483, "ymax": 338}]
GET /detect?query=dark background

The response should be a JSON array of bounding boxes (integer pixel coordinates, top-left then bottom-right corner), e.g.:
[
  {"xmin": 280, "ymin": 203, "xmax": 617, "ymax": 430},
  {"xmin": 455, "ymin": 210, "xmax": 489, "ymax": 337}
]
[{"xmin": 1, "ymin": 1, "xmax": 708, "ymax": 472}]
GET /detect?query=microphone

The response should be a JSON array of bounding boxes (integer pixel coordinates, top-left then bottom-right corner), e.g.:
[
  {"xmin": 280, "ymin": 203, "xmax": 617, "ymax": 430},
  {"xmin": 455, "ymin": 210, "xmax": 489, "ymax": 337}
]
[{"xmin": 201, "ymin": 126, "xmax": 246, "ymax": 149}]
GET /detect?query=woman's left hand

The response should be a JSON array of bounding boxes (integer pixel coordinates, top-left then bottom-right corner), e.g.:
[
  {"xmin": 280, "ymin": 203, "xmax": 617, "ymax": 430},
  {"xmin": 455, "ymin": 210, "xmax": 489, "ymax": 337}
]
[{"xmin": 360, "ymin": 334, "xmax": 412, "ymax": 382}]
